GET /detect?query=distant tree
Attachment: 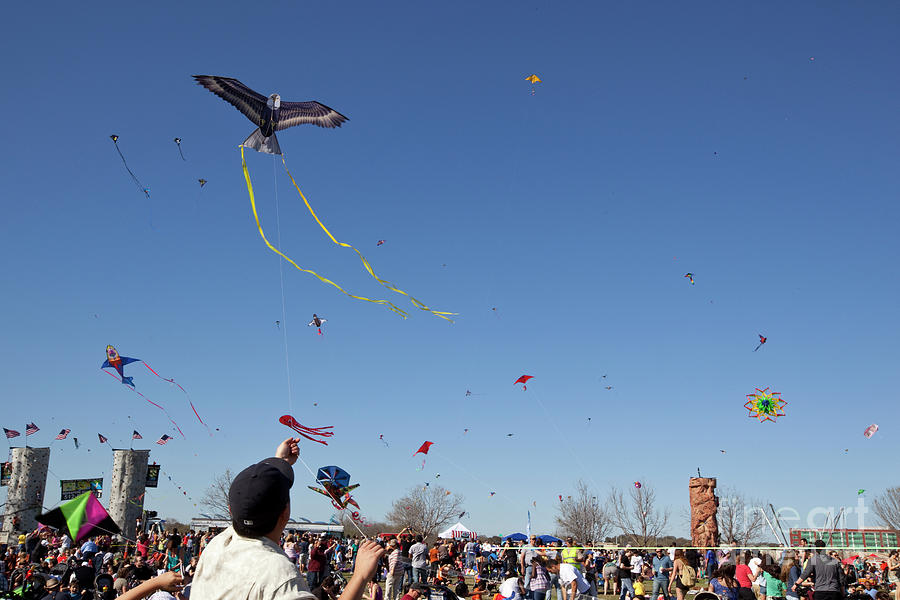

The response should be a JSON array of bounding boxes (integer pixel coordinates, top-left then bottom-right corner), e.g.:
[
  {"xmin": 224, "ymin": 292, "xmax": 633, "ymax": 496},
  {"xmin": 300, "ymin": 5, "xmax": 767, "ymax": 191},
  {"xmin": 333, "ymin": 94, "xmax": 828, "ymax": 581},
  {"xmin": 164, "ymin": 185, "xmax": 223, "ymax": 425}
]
[
  {"xmin": 555, "ymin": 480, "xmax": 610, "ymax": 543},
  {"xmin": 161, "ymin": 517, "xmax": 189, "ymax": 532},
  {"xmin": 717, "ymin": 486, "xmax": 770, "ymax": 545},
  {"xmin": 873, "ymin": 487, "xmax": 900, "ymax": 530},
  {"xmin": 199, "ymin": 469, "xmax": 233, "ymax": 518},
  {"xmin": 384, "ymin": 485, "xmax": 464, "ymax": 539},
  {"xmin": 608, "ymin": 481, "xmax": 670, "ymax": 546}
]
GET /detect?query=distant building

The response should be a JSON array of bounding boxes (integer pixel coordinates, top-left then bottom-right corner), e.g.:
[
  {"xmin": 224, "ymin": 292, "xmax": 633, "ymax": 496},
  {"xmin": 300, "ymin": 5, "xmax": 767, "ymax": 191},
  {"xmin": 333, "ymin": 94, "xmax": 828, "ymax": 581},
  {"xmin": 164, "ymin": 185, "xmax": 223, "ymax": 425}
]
[
  {"xmin": 190, "ymin": 517, "xmax": 343, "ymax": 535},
  {"xmin": 789, "ymin": 527, "xmax": 898, "ymax": 550}
]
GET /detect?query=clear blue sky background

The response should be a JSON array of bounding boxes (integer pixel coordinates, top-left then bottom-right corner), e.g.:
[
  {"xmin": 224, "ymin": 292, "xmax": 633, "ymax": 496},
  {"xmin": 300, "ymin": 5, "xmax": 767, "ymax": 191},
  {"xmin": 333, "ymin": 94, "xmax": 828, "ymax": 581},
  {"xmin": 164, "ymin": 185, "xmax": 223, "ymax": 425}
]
[{"xmin": 1, "ymin": 1, "xmax": 898, "ymax": 538}]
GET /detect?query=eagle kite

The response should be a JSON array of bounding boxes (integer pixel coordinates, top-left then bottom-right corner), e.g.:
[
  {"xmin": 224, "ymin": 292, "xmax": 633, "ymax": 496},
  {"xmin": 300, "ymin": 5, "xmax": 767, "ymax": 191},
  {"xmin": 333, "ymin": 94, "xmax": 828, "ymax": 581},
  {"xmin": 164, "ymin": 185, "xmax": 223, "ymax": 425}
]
[{"xmin": 193, "ymin": 75, "xmax": 348, "ymax": 155}]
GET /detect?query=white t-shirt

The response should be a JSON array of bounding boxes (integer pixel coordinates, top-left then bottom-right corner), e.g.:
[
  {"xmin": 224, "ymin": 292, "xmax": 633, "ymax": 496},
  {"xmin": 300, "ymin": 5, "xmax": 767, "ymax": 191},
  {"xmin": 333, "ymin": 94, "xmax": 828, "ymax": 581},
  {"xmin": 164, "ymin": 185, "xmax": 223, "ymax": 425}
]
[
  {"xmin": 558, "ymin": 563, "xmax": 590, "ymax": 594},
  {"xmin": 499, "ymin": 577, "xmax": 522, "ymax": 600},
  {"xmin": 631, "ymin": 556, "xmax": 643, "ymax": 575},
  {"xmin": 191, "ymin": 526, "xmax": 316, "ymax": 600}
]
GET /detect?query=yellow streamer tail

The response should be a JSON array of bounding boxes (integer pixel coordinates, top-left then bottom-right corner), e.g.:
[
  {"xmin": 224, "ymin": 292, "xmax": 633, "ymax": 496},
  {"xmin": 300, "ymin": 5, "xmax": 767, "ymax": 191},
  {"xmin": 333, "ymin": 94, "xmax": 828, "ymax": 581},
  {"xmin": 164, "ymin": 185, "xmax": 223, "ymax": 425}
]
[
  {"xmin": 280, "ymin": 155, "xmax": 456, "ymax": 322},
  {"xmin": 240, "ymin": 146, "xmax": 409, "ymax": 319}
]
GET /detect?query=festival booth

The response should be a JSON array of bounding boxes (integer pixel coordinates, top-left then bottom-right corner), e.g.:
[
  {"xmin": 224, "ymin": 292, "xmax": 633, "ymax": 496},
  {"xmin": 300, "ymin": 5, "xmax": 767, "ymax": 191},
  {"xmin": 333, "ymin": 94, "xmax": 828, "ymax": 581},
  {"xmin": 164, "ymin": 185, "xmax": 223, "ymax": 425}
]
[
  {"xmin": 502, "ymin": 532, "xmax": 528, "ymax": 542},
  {"xmin": 439, "ymin": 522, "xmax": 477, "ymax": 540}
]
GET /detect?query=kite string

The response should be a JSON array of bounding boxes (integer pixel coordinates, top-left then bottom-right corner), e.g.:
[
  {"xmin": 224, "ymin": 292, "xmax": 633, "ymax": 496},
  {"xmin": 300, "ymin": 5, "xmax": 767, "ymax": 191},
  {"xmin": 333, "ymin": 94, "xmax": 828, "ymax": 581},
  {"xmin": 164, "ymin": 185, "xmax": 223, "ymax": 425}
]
[
  {"xmin": 273, "ymin": 156, "xmax": 294, "ymax": 417},
  {"xmin": 294, "ymin": 452, "xmax": 368, "ymax": 540},
  {"xmin": 240, "ymin": 147, "xmax": 410, "ymax": 319},
  {"xmin": 529, "ymin": 388, "xmax": 604, "ymax": 494},
  {"xmin": 112, "ymin": 139, "xmax": 150, "ymax": 199},
  {"xmin": 280, "ymin": 155, "xmax": 456, "ymax": 322}
]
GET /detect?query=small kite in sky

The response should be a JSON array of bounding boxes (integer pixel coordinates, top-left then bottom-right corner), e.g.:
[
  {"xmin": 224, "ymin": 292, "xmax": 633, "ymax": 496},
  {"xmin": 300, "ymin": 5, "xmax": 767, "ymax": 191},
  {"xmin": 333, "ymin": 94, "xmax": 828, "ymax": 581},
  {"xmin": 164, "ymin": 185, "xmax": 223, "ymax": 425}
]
[
  {"xmin": 198, "ymin": 178, "xmax": 207, "ymax": 188},
  {"xmin": 514, "ymin": 375, "xmax": 533, "ymax": 391},
  {"xmin": 37, "ymin": 491, "xmax": 120, "ymax": 543},
  {"xmin": 863, "ymin": 424, "xmax": 878, "ymax": 438},
  {"xmin": 275, "ymin": 320, "xmax": 280, "ymax": 329},
  {"xmin": 604, "ymin": 386, "xmax": 613, "ymax": 390},
  {"xmin": 308, "ymin": 314, "xmax": 326, "ymax": 335},
  {"xmin": 744, "ymin": 387, "xmax": 787, "ymax": 423},
  {"xmin": 525, "ymin": 74, "xmax": 541, "ymax": 95},
  {"xmin": 754, "ymin": 334, "xmax": 767, "ymax": 352},
  {"xmin": 110, "ymin": 135, "xmax": 150, "ymax": 199},
  {"xmin": 193, "ymin": 75, "xmax": 348, "ymax": 156},
  {"xmin": 102, "ymin": 345, "xmax": 140, "ymax": 386},
  {"xmin": 463, "ymin": 428, "xmax": 469, "ymax": 434},
  {"xmin": 413, "ymin": 440, "xmax": 433, "ymax": 470},
  {"xmin": 506, "ymin": 433, "xmax": 514, "ymax": 437},
  {"xmin": 376, "ymin": 240, "xmax": 385, "ymax": 246},
  {"xmin": 174, "ymin": 137, "xmax": 186, "ymax": 161},
  {"xmin": 684, "ymin": 273, "xmax": 695, "ymax": 285},
  {"xmin": 634, "ymin": 481, "xmax": 642, "ymax": 489},
  {"xmin": 857, "ymin": 489, "xmax": 865, "ymax": 495},
  {"xmin": 558, "ymin": 494, "xmax": 563, "ymax": 502},
  {"xmin": 489, "ymin": 492, "xmax": 496, "ymax": 497},
  {"xmin": 379, "ymin": 434, "xmax": 389, "ymax": 448},
  {"xmin": 279, "ymin": 415, "xmax": 334, "ymax": 445},
  {"xmin": 414, "ymin": 441, "xmax": 433, "ymax": 456},
  {"xmin": 459, "ymin": 511, "xmax": 467, "ymax": 518}
]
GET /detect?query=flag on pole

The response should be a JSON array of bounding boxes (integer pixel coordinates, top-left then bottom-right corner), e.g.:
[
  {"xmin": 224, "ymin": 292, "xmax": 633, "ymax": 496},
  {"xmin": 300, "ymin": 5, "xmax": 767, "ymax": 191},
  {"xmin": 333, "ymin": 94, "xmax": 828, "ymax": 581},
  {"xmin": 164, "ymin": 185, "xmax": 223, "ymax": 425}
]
[
  {"xmin": 132, "ymin": 431, "xmax": 143, "ymax": 440},
  {"xmin": 4, "ymin": 428, "xmax": 20, "ymax": 439},
  {"xmin": 55, "ymin": 429, "xmax": 71, "ymax": 440},
  {"xmin": 98, "ymin": 433, "xmax": 108, "ymax": 444},
  {"xmin": 156, "ymin": 435, "xmax": 172, "ymax": 445},
  {"xmin": 25, "ymin": 423, "xmax": 40, "ymax": 436}
]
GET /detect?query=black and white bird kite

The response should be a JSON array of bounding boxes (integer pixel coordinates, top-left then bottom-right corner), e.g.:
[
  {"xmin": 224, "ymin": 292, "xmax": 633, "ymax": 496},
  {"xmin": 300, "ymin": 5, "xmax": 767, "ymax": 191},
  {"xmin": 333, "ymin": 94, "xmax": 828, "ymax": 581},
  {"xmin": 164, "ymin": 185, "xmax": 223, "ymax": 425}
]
[
  {"xmin": 308, "ymin": 314, "xmax": 327, "ymax": 335},
  {"xmin": 193, "ymin": 75, "xmax": 348, "ymax": 155}
]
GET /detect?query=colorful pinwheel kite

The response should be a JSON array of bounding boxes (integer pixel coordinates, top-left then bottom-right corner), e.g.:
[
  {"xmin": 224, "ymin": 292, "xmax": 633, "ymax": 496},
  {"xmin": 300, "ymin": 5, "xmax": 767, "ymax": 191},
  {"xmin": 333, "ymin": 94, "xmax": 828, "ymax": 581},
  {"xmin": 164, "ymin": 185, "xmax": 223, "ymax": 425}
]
[{"xmin": 744, "ymin": 387, "xmax": 786, "ymax": 422}]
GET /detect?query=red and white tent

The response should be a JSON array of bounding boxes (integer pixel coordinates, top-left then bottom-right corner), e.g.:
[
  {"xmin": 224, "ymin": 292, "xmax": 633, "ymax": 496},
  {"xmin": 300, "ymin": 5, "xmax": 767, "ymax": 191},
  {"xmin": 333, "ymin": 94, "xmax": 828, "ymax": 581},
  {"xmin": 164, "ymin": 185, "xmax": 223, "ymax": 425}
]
[{"xmin": 438, "ymin": 522, "xmax": 476, "ymax": 540}]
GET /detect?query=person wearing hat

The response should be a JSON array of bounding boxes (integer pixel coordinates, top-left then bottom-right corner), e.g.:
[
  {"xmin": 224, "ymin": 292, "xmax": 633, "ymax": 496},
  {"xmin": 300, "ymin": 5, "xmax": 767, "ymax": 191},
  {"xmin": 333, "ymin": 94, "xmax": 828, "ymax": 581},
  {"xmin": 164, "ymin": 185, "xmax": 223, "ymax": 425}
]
[
  {"xmin": 400, "ymin": 583, "xmax": 429, "ymax": 600},
  {"xmin": 40, "ymin": 576, "xmax": 65, "ymax": 600},
  {"xmin": 190, "ymin": 437, "xmax": 385, "ymax": 600}
]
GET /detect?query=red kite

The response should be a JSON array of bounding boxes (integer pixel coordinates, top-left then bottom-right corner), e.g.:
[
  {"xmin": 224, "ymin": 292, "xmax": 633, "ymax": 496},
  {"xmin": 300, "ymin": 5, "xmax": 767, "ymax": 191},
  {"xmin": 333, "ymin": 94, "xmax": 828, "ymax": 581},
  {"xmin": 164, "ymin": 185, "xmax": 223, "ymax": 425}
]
[
  {"xmin": 413, "ymin": 441, "xmax": 433, "ymax": 456},
  {"xmin": 514, "ymin": 375, "xmax": 533, "ymax": 391}
]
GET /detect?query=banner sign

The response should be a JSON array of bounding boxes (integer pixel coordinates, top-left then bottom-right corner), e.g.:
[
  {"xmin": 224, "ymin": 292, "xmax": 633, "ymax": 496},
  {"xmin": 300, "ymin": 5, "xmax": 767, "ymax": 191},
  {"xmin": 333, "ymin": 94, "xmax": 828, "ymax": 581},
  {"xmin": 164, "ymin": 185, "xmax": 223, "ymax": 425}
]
[
  {"xmin": 145, "ymin": 465, "xmax": 160, "ymax": 488},
  {"xmin": 0, "ymin": 462, "xmax": 10, "ymax": 486},
  {"xmin": 60, "ymin": 478, "xmax": 103, "ymax": 500}
]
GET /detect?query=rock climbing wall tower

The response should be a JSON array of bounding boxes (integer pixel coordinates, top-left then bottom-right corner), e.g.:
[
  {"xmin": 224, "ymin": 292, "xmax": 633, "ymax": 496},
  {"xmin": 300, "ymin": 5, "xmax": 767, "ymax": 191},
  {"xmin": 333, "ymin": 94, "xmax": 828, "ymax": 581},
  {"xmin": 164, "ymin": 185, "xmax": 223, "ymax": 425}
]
[
  {"xmin": 109, "ymin": 449, "xmax": 150, "ymax": 541},
  {"xmin": 690, "ymin": 476, "xmax": 720, "ymax": 548},
  {"xmin": 1, "ymin": 447, "xmax": 51, "ymax": 544}
]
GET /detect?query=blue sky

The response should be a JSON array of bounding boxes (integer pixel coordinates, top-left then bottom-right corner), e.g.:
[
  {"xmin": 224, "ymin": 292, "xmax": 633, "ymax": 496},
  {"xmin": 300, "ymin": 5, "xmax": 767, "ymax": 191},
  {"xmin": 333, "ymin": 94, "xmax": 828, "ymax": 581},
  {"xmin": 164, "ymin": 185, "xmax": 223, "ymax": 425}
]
[{"xmin": 1, "ymin": 0, "xmax": 899, "ymax": 538}]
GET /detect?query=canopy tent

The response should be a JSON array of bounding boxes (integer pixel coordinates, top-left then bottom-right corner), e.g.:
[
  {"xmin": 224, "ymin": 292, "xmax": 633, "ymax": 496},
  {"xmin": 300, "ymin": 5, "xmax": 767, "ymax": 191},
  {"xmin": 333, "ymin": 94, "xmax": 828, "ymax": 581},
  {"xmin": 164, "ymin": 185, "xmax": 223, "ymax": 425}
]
[
  {"xmin": 439, "ymin": 522, "xmax": 477, "ymax": 540},
  {"xmin": 538, "ymin": 534, "xmax": 562, "ymax": 544},
  {"xmin": 502, "ymin": 532, "xmax": 528, "ymax": 542}
]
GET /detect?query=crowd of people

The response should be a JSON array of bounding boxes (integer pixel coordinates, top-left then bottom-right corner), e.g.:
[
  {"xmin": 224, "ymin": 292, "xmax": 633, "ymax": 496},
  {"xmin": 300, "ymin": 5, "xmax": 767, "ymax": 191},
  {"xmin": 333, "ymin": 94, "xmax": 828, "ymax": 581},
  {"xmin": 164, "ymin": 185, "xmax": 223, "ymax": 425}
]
[{"xmin": 2, "ymin": 438, "xmax": 898, "ymax": 600}]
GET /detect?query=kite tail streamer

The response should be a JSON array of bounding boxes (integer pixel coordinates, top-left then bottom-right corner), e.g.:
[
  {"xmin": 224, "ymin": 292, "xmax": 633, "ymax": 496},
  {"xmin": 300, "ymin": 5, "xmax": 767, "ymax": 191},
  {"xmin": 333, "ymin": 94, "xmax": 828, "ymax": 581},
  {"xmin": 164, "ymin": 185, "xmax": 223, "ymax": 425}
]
[
  {"xmin": 280, "ymin": 155, "xmax": 456, "ymax": 322},
  {"xmin": 240, "ymin": 146, "xmax": 409, "ymax": 318},
  {"xmin": 102, "ymin": 370, "xmax": 185, "ymax": 438},
  {"xmin": 110, "ymin": 136, "xmax": 150, "ymax": 199},
  {"xmin": 141, "ymin": 363, "xmax": 209, "ymax": 432}
]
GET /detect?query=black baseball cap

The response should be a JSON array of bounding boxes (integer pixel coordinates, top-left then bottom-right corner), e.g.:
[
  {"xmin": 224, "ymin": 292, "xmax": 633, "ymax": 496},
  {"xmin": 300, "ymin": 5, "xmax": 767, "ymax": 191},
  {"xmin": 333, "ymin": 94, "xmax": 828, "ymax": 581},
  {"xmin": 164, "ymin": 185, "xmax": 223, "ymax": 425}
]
[{"xmin": 229, "ymin": 458, "xmax": 294, "ymax": 536}]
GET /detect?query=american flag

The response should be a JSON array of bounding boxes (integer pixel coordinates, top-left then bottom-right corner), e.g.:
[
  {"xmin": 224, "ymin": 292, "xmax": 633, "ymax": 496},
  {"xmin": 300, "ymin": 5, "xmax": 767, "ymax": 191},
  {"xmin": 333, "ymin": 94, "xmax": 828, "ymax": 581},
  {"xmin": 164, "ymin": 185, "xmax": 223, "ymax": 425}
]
[
  {"xmin": 3, "ymin": 428, "xmax": 20, "ymax": 439},
  {"xmin": 156, "ymin": 435, "xmax": 172, "ymax": 445},
  {"xmin": 55, "ymin": 429, "xmax": 71, "ymax": 440},
  {"xmin": 132, "ymin": 430, "xmax": 143, "ymax": 440},
  {"xmin": 25, "ymin": 423, "xmax": 39, "ymax": 436},
  {"xmin": 98, "ymin": 433, "xmax": 108, "ymax": 444}
]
